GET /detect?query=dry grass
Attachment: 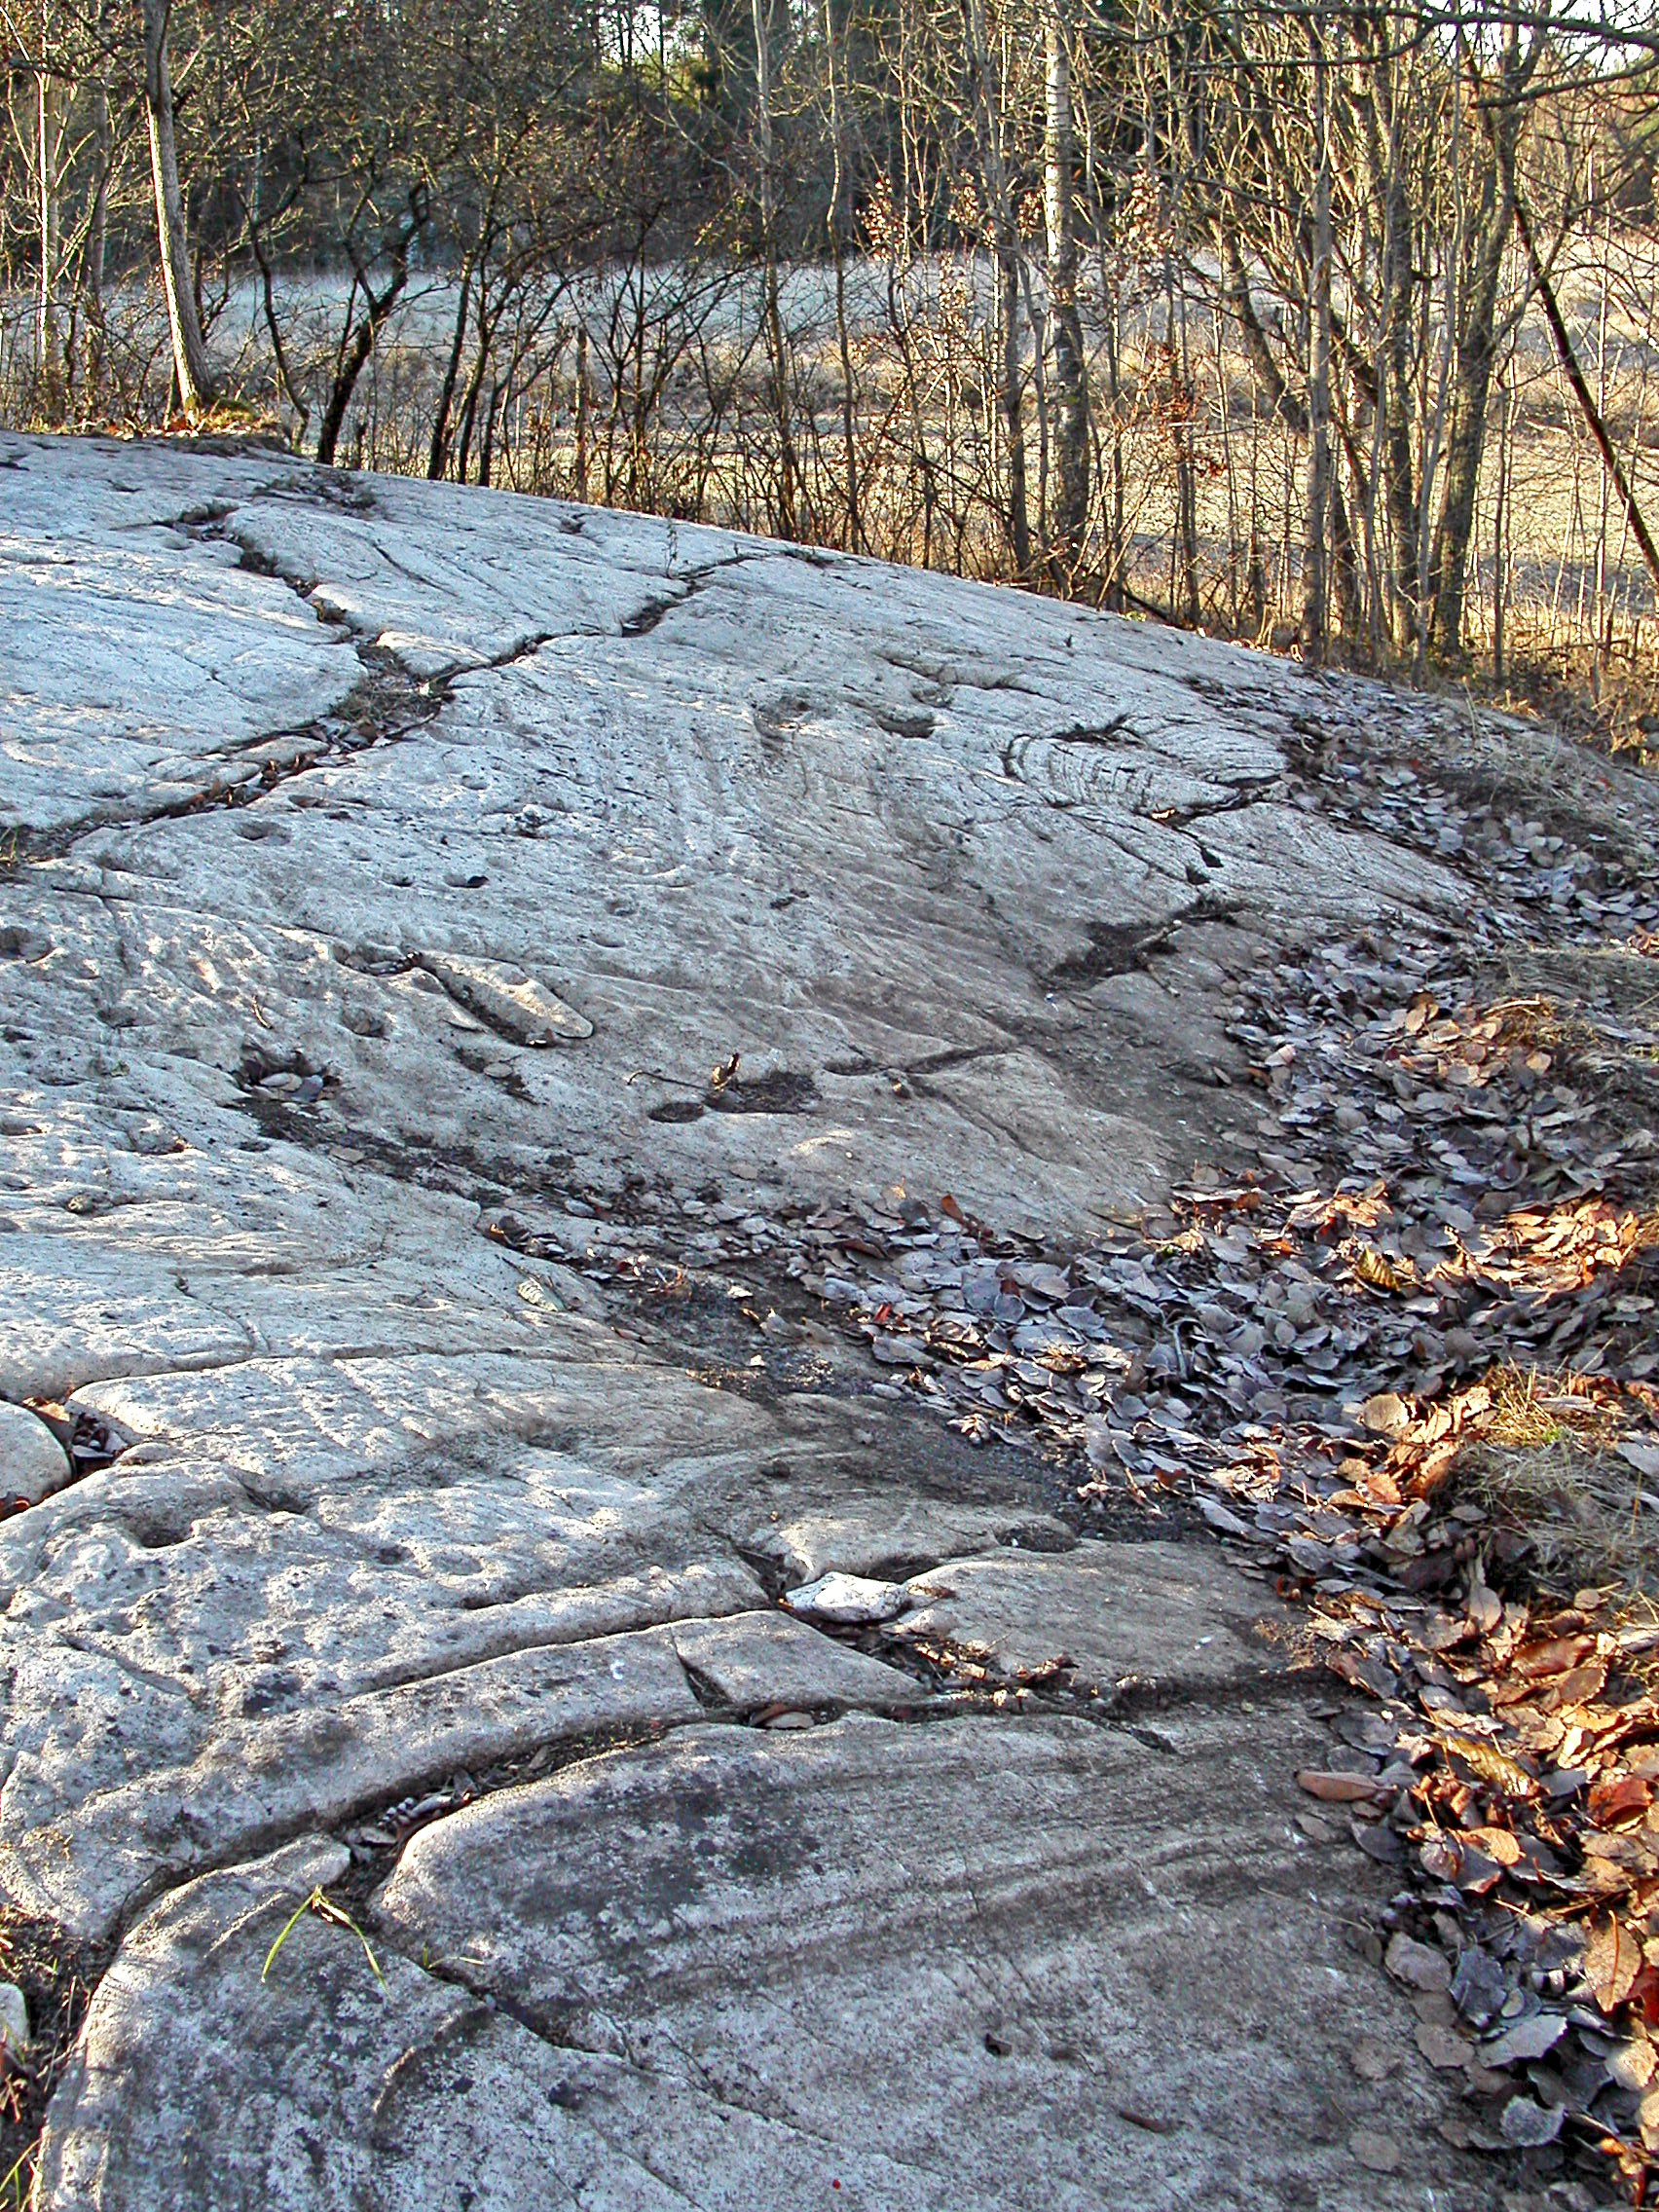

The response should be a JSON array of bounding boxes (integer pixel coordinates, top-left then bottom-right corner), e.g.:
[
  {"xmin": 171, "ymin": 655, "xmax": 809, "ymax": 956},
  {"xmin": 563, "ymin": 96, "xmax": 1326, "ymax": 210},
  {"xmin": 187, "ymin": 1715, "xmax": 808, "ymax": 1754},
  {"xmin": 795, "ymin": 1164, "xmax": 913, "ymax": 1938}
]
[{"xmin": 1459, "ymin": 1365, "xmax": 1659, "ymax": 1594}]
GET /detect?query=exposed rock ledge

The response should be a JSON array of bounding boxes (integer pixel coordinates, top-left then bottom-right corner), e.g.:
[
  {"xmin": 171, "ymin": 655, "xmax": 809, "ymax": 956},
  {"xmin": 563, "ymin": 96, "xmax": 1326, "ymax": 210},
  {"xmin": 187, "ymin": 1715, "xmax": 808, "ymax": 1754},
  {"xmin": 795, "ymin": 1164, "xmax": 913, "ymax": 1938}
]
[{"xmin": 1, "ymin": 432, "xmax": 1497, "ymax": 2206}]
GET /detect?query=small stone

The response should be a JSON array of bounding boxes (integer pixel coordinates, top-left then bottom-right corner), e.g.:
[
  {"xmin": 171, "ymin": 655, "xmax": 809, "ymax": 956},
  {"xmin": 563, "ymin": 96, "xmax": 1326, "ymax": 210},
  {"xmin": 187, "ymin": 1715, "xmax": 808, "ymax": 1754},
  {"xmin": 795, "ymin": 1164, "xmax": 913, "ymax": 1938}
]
[
  {"xmin": 0, "ymin": 1982, "xmax": 28, "ymax": 2052},
  {"xmin": 0, "ymin": 1402, "xmax": 73, "ymax": 1506},
  {"xmin": 782, "ymin": 1572, "xmax": 908, "ymax": 1626},
  {"xmin": 1451, "ymin": 1945, "xmax": 1505, "ymax": 2026}
]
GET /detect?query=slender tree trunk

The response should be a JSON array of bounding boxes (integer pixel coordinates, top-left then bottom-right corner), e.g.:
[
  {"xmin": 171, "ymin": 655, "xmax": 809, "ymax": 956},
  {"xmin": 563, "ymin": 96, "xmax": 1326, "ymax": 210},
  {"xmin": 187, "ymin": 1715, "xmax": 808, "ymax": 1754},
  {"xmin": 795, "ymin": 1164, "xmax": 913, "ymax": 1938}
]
[
  {"xmin": 1428, "ymin": 35, "xmax": 1535, "ymax": 656},
  {"xmin": 573, "ymin": 321, "xmax": 591, "ymax": 500},
  {"xmin": 1043, "ymin": 0, "xmax": 1088, "ymax": 571},
  {"xmin": 428, "ymin": 248, "xmax": 478, "ymax": 479},
  {"xmin": 1510, "ymin": 180, "xmax": 1659, "ymax": 601},
  {"xmin": 999, "ymin": 248, "xmax": 1030, "ymax": 573},
  {"xmin": 824, "ymin": 0, "xmax": 861, "ymax": 549},
  {"xmin": 752, "ymin": 0, "xmax": 797, "ymax": 538},
  {"xmin": 1301, "ymin": 26, "xmax": 1332, "ymax": 659},
  {"xmin": 1493, "ymin": 368, "xmax": 1512, "ymax": 683},
  {"xmin": 1427, "ymin": 159, "xmax": 1510, "ymax": 656},
  {"xmin": 36, "ymin": 68, "xmax": 64, "ymax": 413},
  {"xmin": 1221, "ymin": 234, "xmax": 1307, "ymax": 434},
  {"xmin": 1377, "ymin": 87, "xmax": 1421, "ymax": 651},
  {"xmin": 963, "ymin": 0, "xmax": 1028, "ymax": 573},
  {"xmin": 78, "ymin": 79, "xmax": 112, "ymax": 396},
  {"xmin": 141, "ymin": 0, "xmax": 215, "ymax": 413}
]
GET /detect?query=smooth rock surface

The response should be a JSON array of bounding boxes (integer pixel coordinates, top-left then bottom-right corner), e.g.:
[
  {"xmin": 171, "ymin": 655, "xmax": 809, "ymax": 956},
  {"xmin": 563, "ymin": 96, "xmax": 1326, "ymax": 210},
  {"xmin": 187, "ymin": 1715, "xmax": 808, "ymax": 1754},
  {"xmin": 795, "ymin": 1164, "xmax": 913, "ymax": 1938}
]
[
  {"xmin": 0, "ymin": 1403, "xmax": 72, "ymax": 1506},
  {"xmin": 0, "ymin": 433, "xmax": 1496, "ymax": 2204},
  {"xmin": 891, "ymin": 1538, "xmax": 1286, "ymax": 1696},
  {"xmin": 37, "ymin": 1717, "xmax": 1489, "ymax": 2209},
  {"xmin": 668, "ymin": 1609, "xmax": 923, "ymax": 1713}
]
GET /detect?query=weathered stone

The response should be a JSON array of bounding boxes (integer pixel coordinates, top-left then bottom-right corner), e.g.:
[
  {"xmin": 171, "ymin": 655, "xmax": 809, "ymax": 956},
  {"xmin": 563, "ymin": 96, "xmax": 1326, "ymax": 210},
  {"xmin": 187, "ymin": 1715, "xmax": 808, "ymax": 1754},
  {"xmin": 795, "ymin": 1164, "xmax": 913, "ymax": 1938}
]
[
  {"xmin": 0, "ymin": 1401, "xmax": 72, "ymax": 1506},
  {"xmin": 891, "ymin": 1539, "xmax": 1285, "ymax": 1697},
  {"xmin": 783, "ymin": 1569, "xmax": 909, "ymax": 1625},
  {"xmin": 36, "ymin": 1714, "xmax": 1481, "ymax": 2209},
  {"xmin": 669, "ymin": 1608, "xmax": 922, "ymax": 1712}
]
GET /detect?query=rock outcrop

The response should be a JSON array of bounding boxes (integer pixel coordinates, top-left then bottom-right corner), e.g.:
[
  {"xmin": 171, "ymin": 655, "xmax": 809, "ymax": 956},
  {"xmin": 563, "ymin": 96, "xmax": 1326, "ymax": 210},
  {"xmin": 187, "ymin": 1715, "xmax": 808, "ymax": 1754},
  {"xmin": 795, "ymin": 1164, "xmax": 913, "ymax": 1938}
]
[{"xmin": 1, "ymin": 433, "xmax": 1493, "ymax": 2206}]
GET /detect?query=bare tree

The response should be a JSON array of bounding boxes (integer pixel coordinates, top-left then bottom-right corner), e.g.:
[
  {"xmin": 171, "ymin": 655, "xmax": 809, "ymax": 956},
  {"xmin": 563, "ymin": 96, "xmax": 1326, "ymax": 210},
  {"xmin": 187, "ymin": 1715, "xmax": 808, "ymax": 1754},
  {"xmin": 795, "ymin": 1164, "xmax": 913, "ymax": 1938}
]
[
  {"xmin": 141, "ymin": 0, "xmax": 213, "ymax": 410},
  {"xmin": 1043, "ymin": 0, "xmax": 1087, "ymax": 569}
]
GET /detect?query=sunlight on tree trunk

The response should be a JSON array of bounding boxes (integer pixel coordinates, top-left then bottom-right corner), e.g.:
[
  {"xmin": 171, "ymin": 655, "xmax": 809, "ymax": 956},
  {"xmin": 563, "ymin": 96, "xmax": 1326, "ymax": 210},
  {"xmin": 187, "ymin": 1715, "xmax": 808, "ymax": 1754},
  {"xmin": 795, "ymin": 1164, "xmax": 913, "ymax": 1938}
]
[
  {"xmin": 1044, "ymin": 0, "xmax": 1088, "ymax": 573},
  {"xmin": 141, "ymin": 0, "xmax": 215, "ymax": 415}
]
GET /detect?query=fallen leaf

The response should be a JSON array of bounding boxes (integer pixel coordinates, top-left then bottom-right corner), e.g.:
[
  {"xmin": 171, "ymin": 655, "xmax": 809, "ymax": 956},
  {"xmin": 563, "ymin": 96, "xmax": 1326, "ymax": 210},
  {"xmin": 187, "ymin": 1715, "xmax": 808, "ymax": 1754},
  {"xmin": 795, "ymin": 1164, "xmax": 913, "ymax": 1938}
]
[
  {"xmin": 1361, "ymin": 1391, "xmax": 1411, "ymax": 1435},
  {"xmin": 1465, "ymin": 1560, "xmax": 1502, "ymax": 1635},
  {"xmin": 1416, "ymin": 2021, "xmax": 1472, "ymax": 2069},
  {"xmin": 1352, "ymin": 1244, "xmax": 1404, "ymax": 1292},
  {"xmin": 1592, "ymin": 1774, "xmax": 1654, "ymax": 1825},
  {"xmin": 1482, "ymin": 2012, "xmax": 1567, "ymax": 2066},
  {"xmin": 1296, "ymin": 1770, "xmax": 1383, "ymax": 1804},
  {"xmin": 1347, "ymin": 2128, "xmax": 1401, "ymax": 2173},
  {"xmin": 1500, "ymin": 2096, "xmax": 1565, "ymax": 2147},
  {"xmin": 1384, "ymin": 1932, "xmax": 1450, "ymax": 1993},
  {"xmin": 1587, "ymin": 1913, "xmax": 1645, "ymax": 2011},
  {"xmin": 1515, "ymin": 1634, "xmax": 1594, "ymax": 1679},
  {"xmin": 1442, "ymin": 1733, "xmax": 1536, "ymax": 1798},
  {"xmin": 1610, "ymin": 2036, "xmax": 1659, "ymax": 2092}
]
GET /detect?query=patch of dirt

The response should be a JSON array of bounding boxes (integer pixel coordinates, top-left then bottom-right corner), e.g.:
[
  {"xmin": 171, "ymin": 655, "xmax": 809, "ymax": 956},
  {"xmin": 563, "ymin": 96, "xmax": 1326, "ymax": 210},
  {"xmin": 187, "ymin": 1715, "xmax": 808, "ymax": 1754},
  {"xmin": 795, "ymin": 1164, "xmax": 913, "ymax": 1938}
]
[{"xmin": 0, "ymin": 1911, "xmax": 112, "ymax": 2206}]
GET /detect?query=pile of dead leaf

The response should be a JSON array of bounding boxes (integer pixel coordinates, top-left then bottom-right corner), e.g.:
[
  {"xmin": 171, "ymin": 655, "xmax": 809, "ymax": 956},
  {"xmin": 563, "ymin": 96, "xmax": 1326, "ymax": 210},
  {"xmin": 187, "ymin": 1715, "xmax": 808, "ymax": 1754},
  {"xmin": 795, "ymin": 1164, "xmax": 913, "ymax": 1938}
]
[{"xmin": 1293, "ymin": 1562, "xmax": 1659, "ymax": 2197}]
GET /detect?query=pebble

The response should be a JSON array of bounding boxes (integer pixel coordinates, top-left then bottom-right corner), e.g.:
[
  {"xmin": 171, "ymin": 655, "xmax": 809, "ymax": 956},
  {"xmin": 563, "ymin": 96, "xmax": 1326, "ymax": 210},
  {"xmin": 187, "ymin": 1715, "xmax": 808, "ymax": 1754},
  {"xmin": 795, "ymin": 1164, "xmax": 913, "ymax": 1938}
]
[{"xmin": 783, "ymin": 1573, "xmax": 908, "ymax": 1626}]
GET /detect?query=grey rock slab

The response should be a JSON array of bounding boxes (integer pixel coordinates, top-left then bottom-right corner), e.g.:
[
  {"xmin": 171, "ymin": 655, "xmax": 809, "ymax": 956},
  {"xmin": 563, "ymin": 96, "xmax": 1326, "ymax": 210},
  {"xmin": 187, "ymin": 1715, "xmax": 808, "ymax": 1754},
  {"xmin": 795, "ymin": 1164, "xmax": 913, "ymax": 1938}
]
[
  {"xmin": 37, "ymin": 1833, "xmax": 1032, "ymax": 2212},
  {"xmin": 363, "ymin": 1712, "xmax": 1476, "ymax": 2210},
  {"xmin": 34, "ymin": 1719, "xmax": 1492, "ymax": 2212},
  {"xmin": 0, "ymin": 433, "xmax": 1462, "ymax": 1231},
  {"xmin": 0, "ymin": 437, "xmax": 1506, "ymax": 2197},
  {"xmin": 0, "ymin": 1402, "xmax": 71, "ymax": 1505},
  {"xmin": 0, "ymin": 440, "xmax": 358, "ymax": 837},
  {"xmin": 669, "ymin": 1608, "xmax": 923, "ymax": 1713},
  {"xmin": 0, "ymin": 1618, "xmax": 705, "ymax": 1937},
  {"xmin": 0, "ymin": 1238, "xmax": 255, "ymax": 1404},
  {"xmin": 892, "ymin": 1539, "xmax": 1286, "ymax": 1697}
]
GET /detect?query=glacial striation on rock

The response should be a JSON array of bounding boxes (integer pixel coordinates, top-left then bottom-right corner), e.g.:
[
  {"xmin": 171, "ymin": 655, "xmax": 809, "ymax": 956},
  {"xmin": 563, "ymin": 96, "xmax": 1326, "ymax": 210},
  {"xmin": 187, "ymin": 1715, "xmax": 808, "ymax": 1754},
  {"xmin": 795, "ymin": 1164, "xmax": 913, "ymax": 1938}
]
[{"xmin": 0, "ymin": 431, "xmax": 1499, "ymax": 2207}]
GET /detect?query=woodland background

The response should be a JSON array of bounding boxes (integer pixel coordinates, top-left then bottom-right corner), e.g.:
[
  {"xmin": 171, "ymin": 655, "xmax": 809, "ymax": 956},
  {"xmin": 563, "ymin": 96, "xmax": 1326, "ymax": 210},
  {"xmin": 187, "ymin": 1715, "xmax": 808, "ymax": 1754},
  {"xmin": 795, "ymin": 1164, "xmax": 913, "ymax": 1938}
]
[{"xmin": 6, "ymin": 0, "xmax": 1659, "ymax": 732}]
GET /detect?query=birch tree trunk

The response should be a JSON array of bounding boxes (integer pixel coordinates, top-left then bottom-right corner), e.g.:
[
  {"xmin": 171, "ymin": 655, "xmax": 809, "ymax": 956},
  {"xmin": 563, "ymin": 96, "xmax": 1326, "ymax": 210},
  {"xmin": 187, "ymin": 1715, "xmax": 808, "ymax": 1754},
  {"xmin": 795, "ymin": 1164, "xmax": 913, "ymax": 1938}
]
[
  {"xmin": 1300, "ymin": 24, "xmax": 1332, "ymax": 658},
  {"xmin": 962, "ymin": 0, "xmax": 1029, "ymax": 573},
  {"xmin": 35, "ymin": 64, "xmax": 64, "ymax": 414},
  {"xmin": 1043, "ymin": 0, "xmax": 1088, "ymax": 571},
  {"xmin": 141, "ymin": 0, "xmax": 215, "ymax": 413},
  {"xmin": 752, "ymin": 0, "xmax": 797, "ymax": 538}
]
